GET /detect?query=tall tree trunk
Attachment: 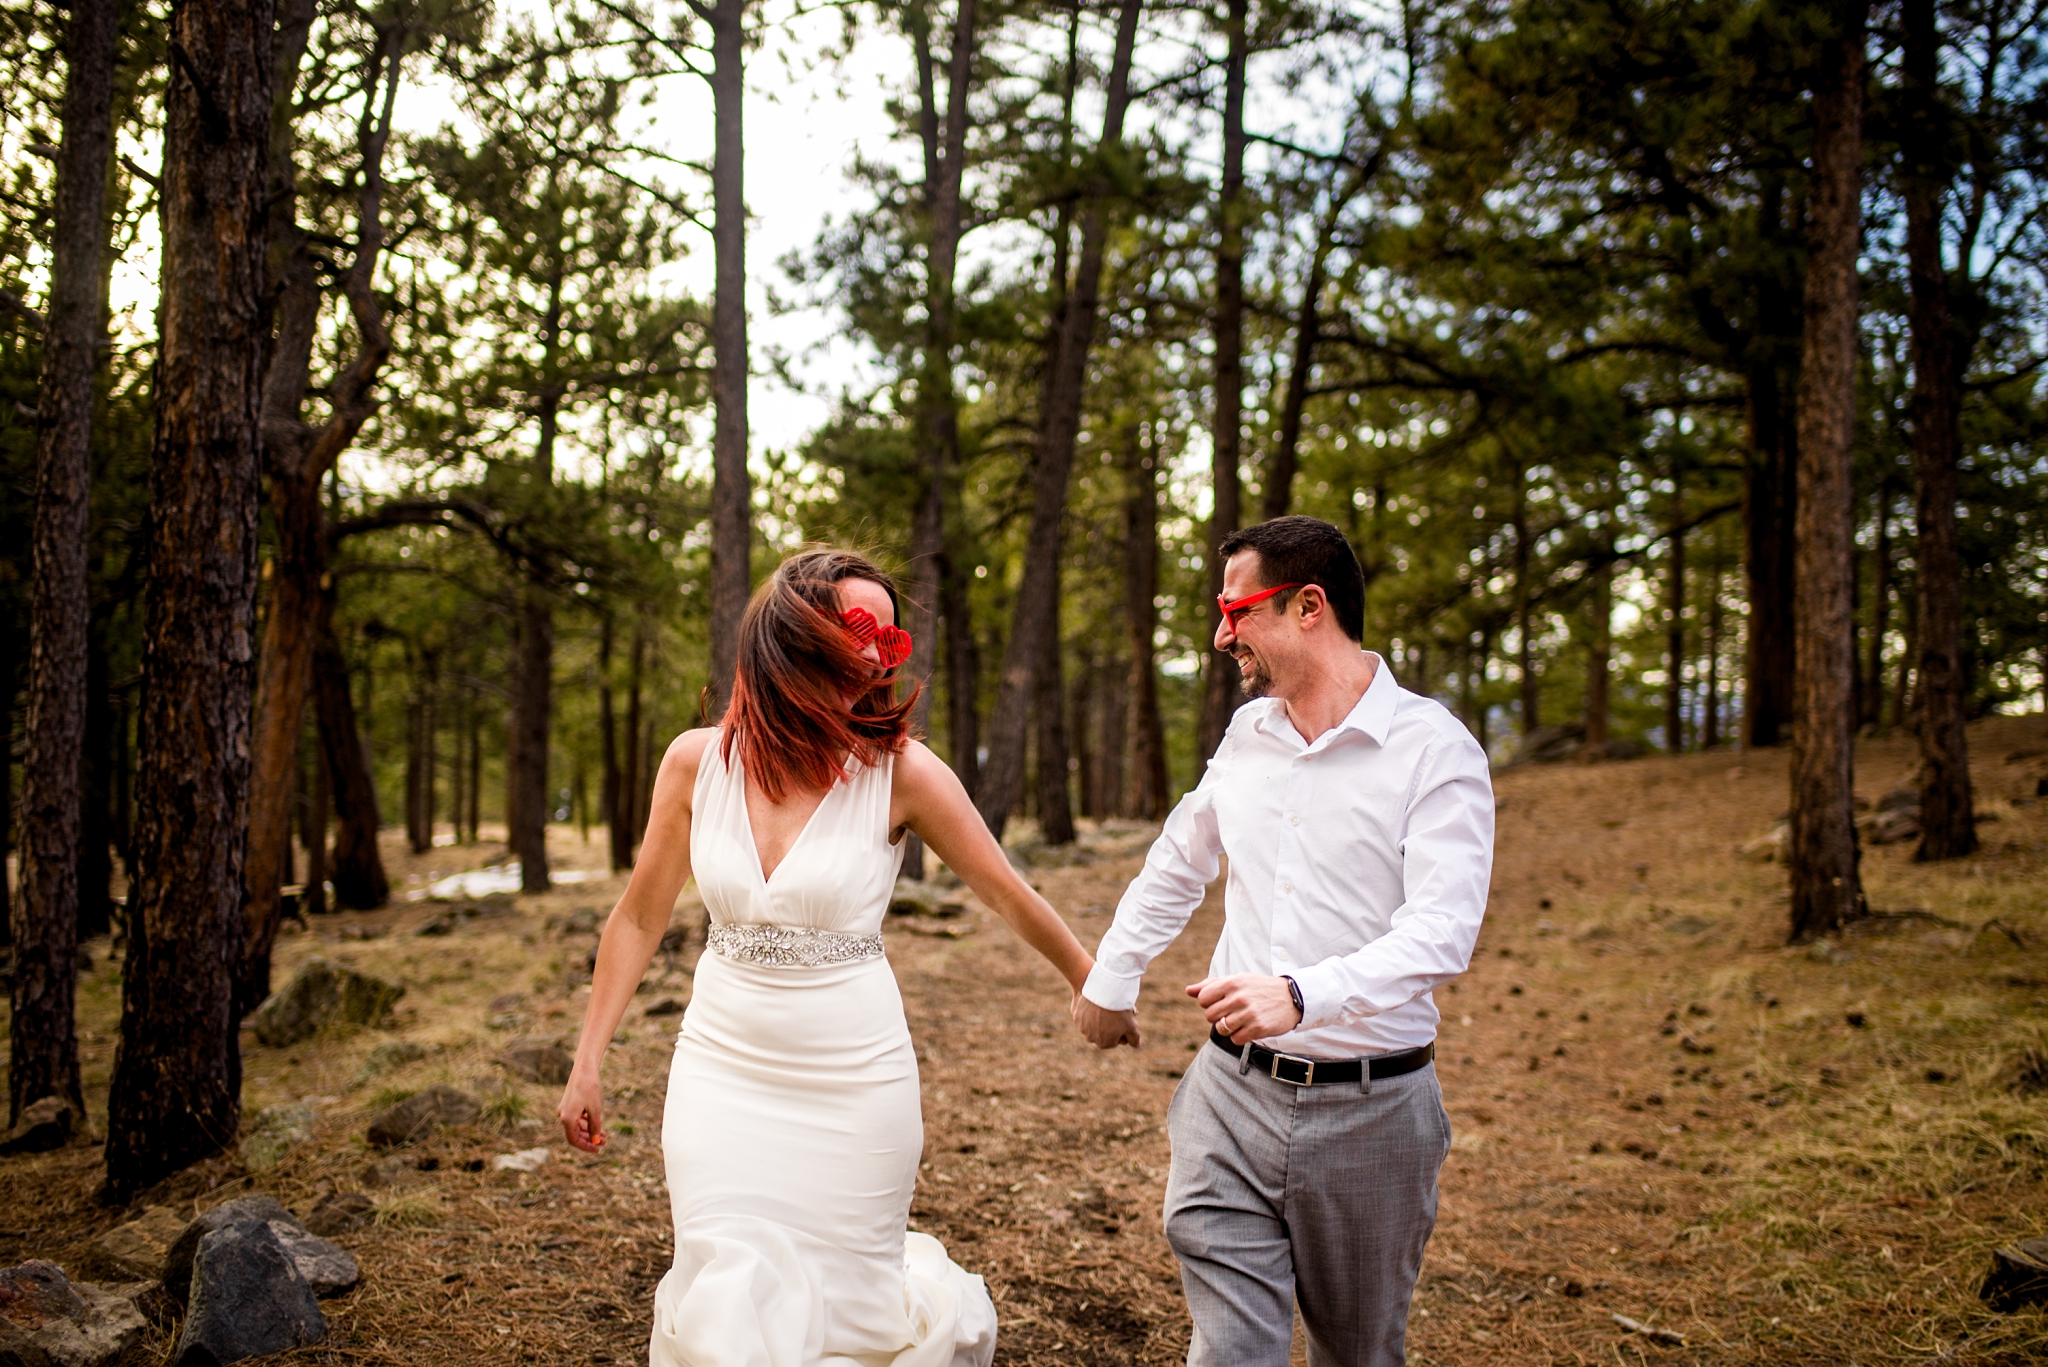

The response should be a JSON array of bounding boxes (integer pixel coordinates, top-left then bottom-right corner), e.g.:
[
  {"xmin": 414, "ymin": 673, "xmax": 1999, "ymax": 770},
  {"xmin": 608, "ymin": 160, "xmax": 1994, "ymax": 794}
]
[
  {"xmin": 705, "ymin": 0, "xmax": 750, "ymax": 719},
  {"xmin": 1787, "ymin": 0, "xmax": 1868, "ymax": 942},
  {"xmin": 12, "ymin": 0, "xmax": 115, "ymax": 1128},
  {"xmin": 466, "ymin": 704, "xmax": 481, "ymax": 843},
  {"xmin": 1704, "ymin": 559, "xmax": 1724, "ymax": 749},
  {"xmin": 903, "ymin": 0, "xmax": 979, "ymax": 875},
  {"xmin": 303, "ymin": 722, "xmax": 327, "ymax": 915},
  {"xmin": 1035, "ymin": 604, "xmax": 1075, "ymax": 844},
  {"xmin": 1584, "ymin": 554, "xmax": 1612, "ymax": 755},
  {"xmin": 973, "ymin": 0, "xmax": 1142, "ymax": 836},
  {"xmin": 240, "ymin": 12, "xmax": 400, "ymax": 1012},
  {"xmin": 1902, "ymin": 0, "xmax": 1975, "ymax": 862},
  {"xmin": 1513, "ymin": 468, "xmax": 1537, "ymax": 734},
  {"xmin": 1123, "ymin": 424, "xmax": 1166, "ymax": 819},
  {"xmin": 1665, "ymin": 480, "xmax": 1687, "ymax": 754},
  {"xmin": 625, "ymin": 621, "xmax": 646, "ymax": 851},
  {"xmin": 79, "ymin": 628, "xmax": 115, "ymax": 940},
  {"xmin": 1, "ymin": 670, "xmax": 12, "ymax": 948},
  {"xmin": 1199, "ymin": 0, "xmax": 1249, "ymax": 765},
  {"xmin": 509, "ymin": 372, "xmax": 560, "ymax": 892},
  {"xmin": 1743, "ymin": 365, "xmax": 1800, "ymax": 747},
  {"xmin": 1862, "ymin": 490, "xmax": 1890, "ymax": 731},
  {"xmin": 103, "ymin": 0, "xmax": 272, "ymax": 1199},
  {"xmin": 600, "ymin": 618, "xmax": 627, "ymax": 872},
  {"xmin": 313, "ymin": 597, "xmax": 388, "ymax": 909},
  {"xmin": 942, "ymin": 560, "xmax": 980, "ymax": 797},
  {"xmin": 1266, "ymin": 186, "xmax": 1345, "ymax": 522}
]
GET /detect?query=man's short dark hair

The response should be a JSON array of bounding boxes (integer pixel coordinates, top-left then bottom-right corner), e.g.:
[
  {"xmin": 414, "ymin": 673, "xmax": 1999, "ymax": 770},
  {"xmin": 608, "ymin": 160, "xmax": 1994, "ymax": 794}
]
[{"xmin": 1217, "ymin": 516, "xmax": 1366, "ymax": 642}]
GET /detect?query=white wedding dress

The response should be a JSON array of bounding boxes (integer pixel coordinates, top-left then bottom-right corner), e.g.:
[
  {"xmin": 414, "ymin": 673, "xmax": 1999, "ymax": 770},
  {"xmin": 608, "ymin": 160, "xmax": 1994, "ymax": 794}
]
[{"xmin": 650, "ymin": 742, "xmax": 997, "ymax": 1367}]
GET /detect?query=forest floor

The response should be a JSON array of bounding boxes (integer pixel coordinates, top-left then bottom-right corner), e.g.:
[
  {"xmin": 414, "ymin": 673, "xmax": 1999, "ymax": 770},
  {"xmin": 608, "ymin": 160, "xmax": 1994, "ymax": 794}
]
[{"xmin": 3, "ymin": 714, "xmax": 2048, "ymax": 1366}]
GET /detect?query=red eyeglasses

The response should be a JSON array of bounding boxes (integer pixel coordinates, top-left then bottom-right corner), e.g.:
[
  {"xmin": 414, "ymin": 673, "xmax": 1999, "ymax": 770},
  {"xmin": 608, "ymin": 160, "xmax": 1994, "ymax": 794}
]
[
  {"xmin": 839, "ymin": 607, "xmax": 913, "ymax": 669},
  {"xmin": 1216, "ymin": 582, "xmax": 1306, "ymax": 628}
]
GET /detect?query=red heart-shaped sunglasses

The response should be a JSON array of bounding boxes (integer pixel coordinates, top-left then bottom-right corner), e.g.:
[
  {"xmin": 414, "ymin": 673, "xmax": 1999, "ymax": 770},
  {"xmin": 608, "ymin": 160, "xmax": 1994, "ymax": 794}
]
[{"xmin": 839, "ymin": 606, "xmax": 913, "ymax": 670}]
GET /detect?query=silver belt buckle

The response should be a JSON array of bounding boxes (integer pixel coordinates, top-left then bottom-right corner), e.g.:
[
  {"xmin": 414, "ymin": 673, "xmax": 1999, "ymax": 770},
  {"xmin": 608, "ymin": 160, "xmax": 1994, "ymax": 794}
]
[{"xmin": 1268, "ymin": 1051, "xmax": 1316, "ymax": 1086}]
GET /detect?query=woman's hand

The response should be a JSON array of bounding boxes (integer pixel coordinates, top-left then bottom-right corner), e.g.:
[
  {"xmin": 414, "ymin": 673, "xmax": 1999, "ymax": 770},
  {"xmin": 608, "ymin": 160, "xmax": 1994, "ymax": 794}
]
[{"xmin": 559, "ymin": 1064, "xmax": 607, "ymax": 1154}]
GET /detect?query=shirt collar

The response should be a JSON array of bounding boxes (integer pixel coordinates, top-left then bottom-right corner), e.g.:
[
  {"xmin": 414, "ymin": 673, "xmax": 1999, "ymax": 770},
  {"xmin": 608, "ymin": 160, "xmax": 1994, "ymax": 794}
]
[{"xmin": 1254, "ymin": 651, "xmax": 1399, "ymax": 749}]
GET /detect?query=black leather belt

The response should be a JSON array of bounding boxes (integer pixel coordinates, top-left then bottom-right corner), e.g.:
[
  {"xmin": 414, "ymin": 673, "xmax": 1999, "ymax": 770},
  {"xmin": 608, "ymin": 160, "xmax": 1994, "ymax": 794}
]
[{"xmin": 1209, "ymin": 1029, "xmax": 1434, "ymax": 1087}]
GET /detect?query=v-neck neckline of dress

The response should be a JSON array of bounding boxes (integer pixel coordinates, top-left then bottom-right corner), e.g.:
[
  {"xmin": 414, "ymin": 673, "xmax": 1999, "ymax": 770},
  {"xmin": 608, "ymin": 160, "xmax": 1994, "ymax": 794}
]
[{"xmin": 738, "ymin": 760, "xmax": 841, "ymax": 887}]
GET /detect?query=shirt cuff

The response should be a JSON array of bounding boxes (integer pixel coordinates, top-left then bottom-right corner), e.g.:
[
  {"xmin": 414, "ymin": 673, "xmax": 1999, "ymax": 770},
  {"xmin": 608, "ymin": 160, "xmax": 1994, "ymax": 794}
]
[
  {"xmin": 1082, "ymin": 964, "xmax": 1141, "ymax": 1012},
  {"xmin": 1287, "ymin": 959, "xmax": 1353, "ymax": 1031}
]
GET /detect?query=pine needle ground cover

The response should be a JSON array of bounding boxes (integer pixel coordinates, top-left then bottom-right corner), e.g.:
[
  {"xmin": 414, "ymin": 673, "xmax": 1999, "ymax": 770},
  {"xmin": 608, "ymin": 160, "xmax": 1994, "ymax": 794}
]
[{"xmin": 2, "ymin": 715, "xmax": 2045, "ymax": 1365}]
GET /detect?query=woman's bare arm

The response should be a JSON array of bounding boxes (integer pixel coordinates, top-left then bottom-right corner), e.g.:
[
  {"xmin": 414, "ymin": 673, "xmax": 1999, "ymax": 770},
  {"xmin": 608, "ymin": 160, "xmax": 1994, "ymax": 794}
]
[
  {"xmin": 893, "ymin": 742, "xmax": 1093, "ymax": 994},
  {"xmin": 558, "ymin": 728, "xmax": 716, "ymax": 1152}
]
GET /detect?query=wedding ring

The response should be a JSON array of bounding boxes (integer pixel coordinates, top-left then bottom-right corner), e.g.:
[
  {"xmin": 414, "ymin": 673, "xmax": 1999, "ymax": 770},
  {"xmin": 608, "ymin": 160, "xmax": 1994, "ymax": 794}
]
[{"xmin": 1221, "ymin": 1014, "xmax": 1233, "ymax": 1034}]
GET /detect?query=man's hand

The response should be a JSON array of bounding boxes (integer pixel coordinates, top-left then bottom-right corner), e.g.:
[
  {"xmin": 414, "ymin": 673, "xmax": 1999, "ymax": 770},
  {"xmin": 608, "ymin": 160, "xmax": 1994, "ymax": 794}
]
[
  {"xmin": 1188, "ymin": 974, "xmax": 1302, "ymax": 1046},
  {"xmin": 1072, "ymin": 993, "xmax": 1142, "ymax": 1051}
]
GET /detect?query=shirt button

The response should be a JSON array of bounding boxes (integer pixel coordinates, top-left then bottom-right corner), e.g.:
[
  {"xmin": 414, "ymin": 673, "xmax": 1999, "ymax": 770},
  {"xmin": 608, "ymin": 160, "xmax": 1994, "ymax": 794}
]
[
  {"xmin": 1283, "ymin": 882, "xmax": 1294, "ymax": 893},
  {"xmin": 1290, "ymin": 816, "xmax": 1301, "ymax": 826}
]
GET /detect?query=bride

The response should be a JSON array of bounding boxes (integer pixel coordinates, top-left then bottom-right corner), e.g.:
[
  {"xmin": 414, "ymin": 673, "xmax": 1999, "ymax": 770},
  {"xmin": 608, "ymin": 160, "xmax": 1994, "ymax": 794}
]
[{"xmin": 558, "ymin": 548, "xmax": 1094, "ymax": 1366}]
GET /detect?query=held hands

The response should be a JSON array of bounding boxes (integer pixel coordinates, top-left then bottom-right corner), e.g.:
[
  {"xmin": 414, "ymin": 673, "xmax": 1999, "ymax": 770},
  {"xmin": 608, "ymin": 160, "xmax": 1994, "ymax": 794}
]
[
  {"xmin": 1189, "ymin": 974, "xmax": 1303, "ymax": 1046},
  {"xmin": 1071, "ymin": 992, "xmax": 1142, "ymax": 1051},
  {"xmin": 558, "ymin": 1065, "xmax": 607, "ymax": 1155}
]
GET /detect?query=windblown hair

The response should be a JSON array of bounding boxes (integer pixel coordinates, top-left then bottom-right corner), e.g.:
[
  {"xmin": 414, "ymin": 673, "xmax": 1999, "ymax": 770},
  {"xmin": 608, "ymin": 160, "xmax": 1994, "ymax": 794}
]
[{"xmin": 720, "ymin": 548, "xmax": 920, "ymax": 802}]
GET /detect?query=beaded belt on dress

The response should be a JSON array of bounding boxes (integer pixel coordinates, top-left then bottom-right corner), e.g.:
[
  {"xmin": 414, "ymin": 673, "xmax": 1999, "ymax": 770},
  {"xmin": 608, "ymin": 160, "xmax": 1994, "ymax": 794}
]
[{"xmin": 706, "ymin": 922, "xmax": 884, "ymax": 968}]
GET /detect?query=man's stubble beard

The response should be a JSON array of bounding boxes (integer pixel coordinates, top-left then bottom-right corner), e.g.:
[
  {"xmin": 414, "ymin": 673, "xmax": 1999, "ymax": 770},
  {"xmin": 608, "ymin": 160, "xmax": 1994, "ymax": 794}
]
[{"xmin": 1236, "ymin": 650, "xmax": 1273, "ymax": 699}]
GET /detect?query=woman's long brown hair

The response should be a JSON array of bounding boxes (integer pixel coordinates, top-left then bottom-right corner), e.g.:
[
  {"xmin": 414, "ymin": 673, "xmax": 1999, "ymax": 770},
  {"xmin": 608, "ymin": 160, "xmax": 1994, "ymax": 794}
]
[{"xmin": 719, "ymin": 548, "xmax": 920, "ymax": 802}]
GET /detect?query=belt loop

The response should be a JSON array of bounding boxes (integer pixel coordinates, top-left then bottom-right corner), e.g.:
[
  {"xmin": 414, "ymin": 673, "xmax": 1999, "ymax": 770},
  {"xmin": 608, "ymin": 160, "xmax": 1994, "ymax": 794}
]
[
  {"xmin": 1237, "ymin": 1042, "xmax": 1254, "ymax": 1076},
  {"xmin": 1358, "ymin": 1068, "xmax": 1371, "ymax": 1096}
]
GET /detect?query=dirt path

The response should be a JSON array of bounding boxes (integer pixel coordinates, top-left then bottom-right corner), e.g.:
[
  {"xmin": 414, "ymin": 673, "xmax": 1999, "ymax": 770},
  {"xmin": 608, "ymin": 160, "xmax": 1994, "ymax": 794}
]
[{"xmin": 3, "ymin": 717, "xmax": 2046, "ymax": 1364}]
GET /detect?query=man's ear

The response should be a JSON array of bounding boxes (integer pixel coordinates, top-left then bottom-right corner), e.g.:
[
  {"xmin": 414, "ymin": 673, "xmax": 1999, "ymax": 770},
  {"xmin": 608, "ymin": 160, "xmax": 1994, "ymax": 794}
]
[{"xmin": 1296, "ymin": 585, "xmax": 1329, "ymax": 629}]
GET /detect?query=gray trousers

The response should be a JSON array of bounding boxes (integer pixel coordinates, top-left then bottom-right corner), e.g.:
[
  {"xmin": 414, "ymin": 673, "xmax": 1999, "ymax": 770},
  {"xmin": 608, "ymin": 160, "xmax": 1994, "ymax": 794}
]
[{"xmin": 1163, "ymin": 1041, "xmax": 1451, "ymax": 1367}]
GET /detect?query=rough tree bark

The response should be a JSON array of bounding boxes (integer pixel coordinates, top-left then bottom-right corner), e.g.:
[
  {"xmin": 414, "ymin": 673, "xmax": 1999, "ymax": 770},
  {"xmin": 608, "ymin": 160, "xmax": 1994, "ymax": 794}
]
[
  {"xmin": 312, "ymin": 595, "xmax": 388, "ymax": 910},
  {"xmin": 1787, "ymin": 0, "xmax": 1868, "ymax": 942},
  {"xmin": 1902, "ymin": 0, "xmax": 1976, "ymax": 862},
  {"xmin": 1665, "ymin": 474, "xmax": 1687, "ymax": 754},
  {"xmin": 1513, "ymin": 465, "xmax": 1537, "ymax": 733},
  {"xmin": 1034, "ymin": 602, "xmax": 1075, "ymax": 844},
  {"xmin": 972, "ymin": 0, "xmax": 1143, "ymax": 836},
  {"xmin": 1583, "ymin": 553, "xmax": 1612, "ymax": 756},
  {"xmin": 13, "ymin": 0, "xmax": 115, "ymax": 1126},
  {"xmin": 239, "ymin": 11, "xmax": 403, "ymax": 1013},
  {"xmin": 942, "ymin": 562, "xmax": 980, "ymax": 796},
  {"xmin": 1861, "ymin": 490, "xmax": 1889, "ymax": 731},
  {"xmin": 600, "ymin": 618, "xmax": 628, "ymax": 872},
  {"xmin": 903, "ymin": 0, "xmax": 979, "ymax": 874},
  {"xmin": 103, "ymin": 0, "xmax": 273, "ymax": 1201},
  {"xmin": 1198, "ymin": 0, "xmax": 1249, "ymax": 765},
  {"xmin": 1123, "ymin": 424, "xmax": 1167, "ymax": 818},
  {"xmin": 704, "ymin": 0, "xmax": 750, "ymax": 719},
  {"xmin": 1743, "ymin": 360, "xmax": 1800, "ymax": 747}
]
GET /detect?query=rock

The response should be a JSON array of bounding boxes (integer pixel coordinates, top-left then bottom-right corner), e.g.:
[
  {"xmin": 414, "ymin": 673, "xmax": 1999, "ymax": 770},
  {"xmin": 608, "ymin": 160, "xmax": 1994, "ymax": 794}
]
[
  {"xmin": 888, "ymin": 878, "xmax": 967, "ymax": 918},
  {"xmin": 1981, "ymin": 1237, "xmax": 2048, "ymax": 1312},
  {"xmin": 559, "ymin": 908, "xmax": 602, "ymax": 935},
  {"xmin": 487, "ymin": 992, "xmax": 527, "ymax": 1013},
  {"xmin": 658, "ymin": 923, "xmax": 692, "ymax": 954},
  {"xmin": 490, "ymin": 1147, "xmax": 550, "ymax": 1173},
  {"xmin": 643, "ymin": 997, "xmax": 686, "ymax": 1017},
  {"xmin": 358, "ymin": 1155, "xmax": 424, "ymax": 1190},
  {"xmin": 352, "ymin": 1038, "xmax": 428, "ymax": 1083},
  {"xmin": 366, "ymin": 1084, "xmax": 480, "ymax": 1147},
  {"xmin": 1877, "ymin": 785, "xmax": 1919, "ymax": 812},
  {"xmin": 163, "ymin": 1198, "xmax": 357, "ymax": 1305},
  {"xmin": 1863, "ymin": 806, "xmax": 1921, "ymax": 845},
  {"xmin": 304, "ymin": 1191, "xmax": 374, "ymax": 1238},
  {"xmin": 0, "ymin": 1260, "xmax": 147, "ymax": 1367},
  {"xmin": 1598, "ymin": 737, "xmax": 1646, "ymax": 760},
  {"xmin": 414, "ymin": 911, "xmax": 459, "ymax": 936},
  {"xmin": 172, "ymin": 1222, "xmax": 324, "ymax": 1365},
  {"xmin": 94, "ymin": 1205, "xmax": 189, "ymax": 1281},
  {"xmin": 239, "ymin": 1101, "xmax": 316, "ymax": 1172},
  {"xmin": 500, "ymin": 1039, "xmax": 573, "ymax": 1086},
  {"xmin": 0, "ymin": 1096, "xmax": 74, "ymax": 1155},
  {"xmin": 250, "ymin": 958, "xmax": 404, "ymax": 1048},
  {"xmin": 268, "ymin": 1223, "xmax": 359, "ymax": 1298}
]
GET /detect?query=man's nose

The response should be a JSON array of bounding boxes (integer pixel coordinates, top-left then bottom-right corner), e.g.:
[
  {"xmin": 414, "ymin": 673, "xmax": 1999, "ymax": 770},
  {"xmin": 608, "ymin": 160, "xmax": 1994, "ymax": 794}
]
[{"xmin": 1213, "ymin": 615, "xmax": 1236, "ymax": 651}]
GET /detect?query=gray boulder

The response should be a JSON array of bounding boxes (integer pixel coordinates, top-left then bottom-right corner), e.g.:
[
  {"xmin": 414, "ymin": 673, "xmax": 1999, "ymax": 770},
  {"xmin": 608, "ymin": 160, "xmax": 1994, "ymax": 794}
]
[
  {"xmin": 238, "ymin": 1101, "xmax": 316, "ymax": 1173},
  {"xmin": 887, "ymin": 878, "xmax": 967, "ymax": 918},
  {"xmin": 161, "ymin": 1198, "xmax": 356, "ymax": 1304},
  {"xmin": 0, "ymin": 1260, "xmax": 147, "ymax": 1367},
  {"xmin": 250, "ymin": 958, "xmax": 404, "ymax": 1048},
  {"xmin": 499, "ymin": 1038, "xmax": 573, "ymax": 1086},
  {"xmin": 366, "ymin": 1085, "xmax": 480, "ymax": 1147},
  {"xmin": 0, "ymin": 1096, "xmax": 74, "ymax": 1155},
  {"xmin": 171, "ymin": 1222, "xmax": 323, "ymax": 1366},
  {"xmin": 93, "ymin": 1205, "xmax": 189, "ymax": 1281}
]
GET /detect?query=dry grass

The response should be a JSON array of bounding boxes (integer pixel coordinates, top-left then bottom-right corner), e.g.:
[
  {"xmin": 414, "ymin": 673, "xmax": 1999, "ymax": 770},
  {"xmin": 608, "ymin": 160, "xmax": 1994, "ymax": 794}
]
[{"xmin": 3, "ymin": 718, "xmax": 2048, "ymax": 1364}]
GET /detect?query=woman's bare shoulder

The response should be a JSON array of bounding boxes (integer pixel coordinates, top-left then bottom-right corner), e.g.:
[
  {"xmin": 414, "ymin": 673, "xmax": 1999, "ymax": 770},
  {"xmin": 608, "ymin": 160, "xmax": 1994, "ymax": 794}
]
[{"xmin": 662, "ymin": 728, "xmax": 721, "ymax": 782}]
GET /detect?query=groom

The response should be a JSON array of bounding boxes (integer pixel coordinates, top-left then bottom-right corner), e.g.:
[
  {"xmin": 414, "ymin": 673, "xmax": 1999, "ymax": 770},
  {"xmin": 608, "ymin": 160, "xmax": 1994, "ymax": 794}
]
[{"xmin": 1073, "ymin": 515, "xmax": 1494, "ymax": 1367}]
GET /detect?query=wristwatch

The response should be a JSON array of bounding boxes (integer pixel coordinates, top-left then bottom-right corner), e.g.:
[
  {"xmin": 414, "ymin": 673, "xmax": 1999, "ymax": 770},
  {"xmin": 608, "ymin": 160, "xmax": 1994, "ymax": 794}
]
[{"xmin": 1283, "ymin": 975, "xmax": 1304, "ymax": 1025}]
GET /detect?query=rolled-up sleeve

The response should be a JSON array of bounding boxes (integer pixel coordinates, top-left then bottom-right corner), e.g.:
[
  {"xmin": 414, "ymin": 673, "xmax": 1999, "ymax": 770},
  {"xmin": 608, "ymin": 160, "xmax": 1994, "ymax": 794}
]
[
  {"xmin": 1081, "ymin": 772, "xmax": 1224, "ymax": 1011},
  {"xmin": 1287, "ymin": 728, "xmax": 1493, "ymax": 1028}
]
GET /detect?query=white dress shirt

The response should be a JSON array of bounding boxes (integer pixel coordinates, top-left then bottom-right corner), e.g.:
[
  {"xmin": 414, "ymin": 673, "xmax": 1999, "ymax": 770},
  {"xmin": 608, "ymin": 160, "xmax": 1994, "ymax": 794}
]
[{"xmin": 1082, "ymin": 653, "xmax": 1494, "ymax": 1059}]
